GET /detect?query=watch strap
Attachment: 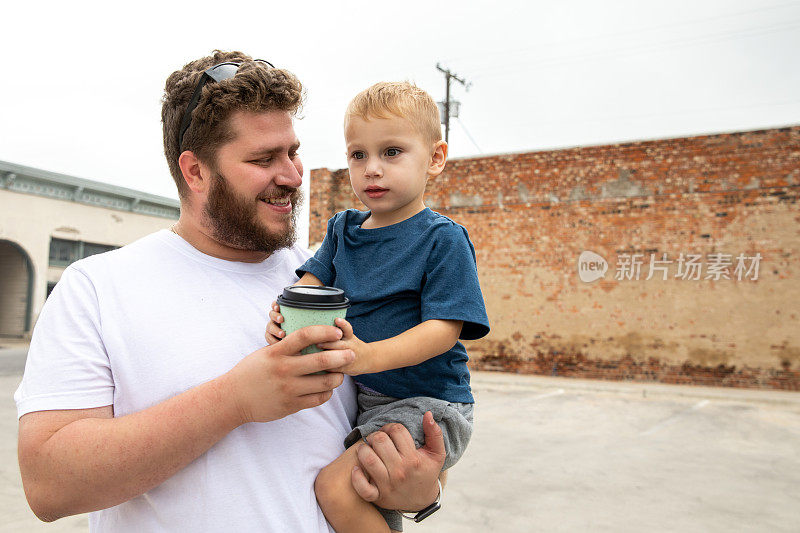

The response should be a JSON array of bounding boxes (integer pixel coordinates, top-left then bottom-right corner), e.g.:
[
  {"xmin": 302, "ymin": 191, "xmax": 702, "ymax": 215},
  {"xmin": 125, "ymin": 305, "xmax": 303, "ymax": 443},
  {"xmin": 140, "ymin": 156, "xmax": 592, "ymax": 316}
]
[{"xmin": 399, "ymin": 478, "xmax": 442, "ymax": 522}]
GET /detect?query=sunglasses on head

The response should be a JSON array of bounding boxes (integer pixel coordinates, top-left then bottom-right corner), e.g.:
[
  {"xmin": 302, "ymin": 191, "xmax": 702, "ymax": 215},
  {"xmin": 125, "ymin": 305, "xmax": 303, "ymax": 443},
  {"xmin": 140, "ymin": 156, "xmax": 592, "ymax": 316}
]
[{"xmin": 177, "ymin": 59, "xmax": 275, "ymax": 157}]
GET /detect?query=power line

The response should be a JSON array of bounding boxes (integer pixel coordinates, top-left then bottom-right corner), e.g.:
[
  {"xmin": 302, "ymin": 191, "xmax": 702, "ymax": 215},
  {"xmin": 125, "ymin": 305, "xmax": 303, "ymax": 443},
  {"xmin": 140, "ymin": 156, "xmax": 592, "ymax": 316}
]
[
  {"xmin": 468, "ymin": 19, "xmax": 800, "ymax": 79},
  {"xmin": 439, "ymin": 1, "xmax": 800, "ymax": 70},
  {"xmin": 456, "ymin": 117, "xmax": 483, "ymax": 153},
  {"xmin": 469, "ymin": 19, "xmax": 800, "ymax": 80},
  {"xmin": 502, "ymin": 98, "xmax": 800, "ymax": 131}
]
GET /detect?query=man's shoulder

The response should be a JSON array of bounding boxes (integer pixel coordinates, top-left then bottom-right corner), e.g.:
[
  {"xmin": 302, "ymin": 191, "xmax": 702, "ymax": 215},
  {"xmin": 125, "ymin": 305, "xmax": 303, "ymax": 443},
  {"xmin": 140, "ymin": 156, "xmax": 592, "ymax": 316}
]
[{"xmin": 273, "ymin": 243, "xmax": 313, "ymax": 265}]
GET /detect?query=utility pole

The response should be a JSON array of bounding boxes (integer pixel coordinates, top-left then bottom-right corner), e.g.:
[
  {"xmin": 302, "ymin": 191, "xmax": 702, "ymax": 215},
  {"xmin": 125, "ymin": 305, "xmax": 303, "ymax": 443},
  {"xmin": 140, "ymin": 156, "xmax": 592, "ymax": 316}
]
[{"xmin": 436, "ymin": 63, "xmax": 470, "ymax": 144}]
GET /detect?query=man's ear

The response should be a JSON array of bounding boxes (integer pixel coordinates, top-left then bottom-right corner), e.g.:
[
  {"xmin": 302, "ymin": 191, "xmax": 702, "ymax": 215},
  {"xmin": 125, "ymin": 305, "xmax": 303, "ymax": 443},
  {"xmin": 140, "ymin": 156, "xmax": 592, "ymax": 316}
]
[
  {"xmin": 178, "ymin": 150, "xmax": 211, "ymax": 194},
  {"xmin": 428, "ymin": 141, "xmax": 448, "ymax": 178}
]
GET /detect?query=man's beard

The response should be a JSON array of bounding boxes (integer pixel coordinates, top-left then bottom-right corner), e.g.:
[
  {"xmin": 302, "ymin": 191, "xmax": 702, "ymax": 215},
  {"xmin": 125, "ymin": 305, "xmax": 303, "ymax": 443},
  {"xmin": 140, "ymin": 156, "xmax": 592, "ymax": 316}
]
[{"xmin": 203, "ymin": 170, "xmax": 302, "ymax": 254}]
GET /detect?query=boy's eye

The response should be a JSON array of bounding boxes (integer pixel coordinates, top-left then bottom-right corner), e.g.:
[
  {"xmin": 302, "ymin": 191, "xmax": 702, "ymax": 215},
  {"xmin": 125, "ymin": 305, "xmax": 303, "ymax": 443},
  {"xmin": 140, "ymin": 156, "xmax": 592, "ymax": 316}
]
[
  {"xmin": 351, "ymin": 151, "xmax": 366, "ymax": 160},
  {"xmin": 385, "ymin": 148, "xmax": 401, "ymax": 157}
]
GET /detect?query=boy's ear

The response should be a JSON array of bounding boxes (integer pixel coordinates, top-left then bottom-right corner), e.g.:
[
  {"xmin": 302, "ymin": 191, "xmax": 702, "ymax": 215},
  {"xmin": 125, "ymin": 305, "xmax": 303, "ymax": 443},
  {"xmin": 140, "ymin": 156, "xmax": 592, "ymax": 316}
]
[
  {"xmin": 178, "ymin": 150, "xmax": 212, "ymax": 195},
  {"xmin": 428, "ymin": 141, "xmax": 448, "ymax": 178}
]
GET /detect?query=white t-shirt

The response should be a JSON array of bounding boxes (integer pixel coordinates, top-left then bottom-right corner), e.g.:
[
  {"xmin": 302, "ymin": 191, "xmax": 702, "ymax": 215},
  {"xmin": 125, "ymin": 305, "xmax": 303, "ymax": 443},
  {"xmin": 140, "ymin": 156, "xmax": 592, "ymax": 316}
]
[{"xmin": 15, "ymin": 230, "xmax": 357, "ymax": 532}]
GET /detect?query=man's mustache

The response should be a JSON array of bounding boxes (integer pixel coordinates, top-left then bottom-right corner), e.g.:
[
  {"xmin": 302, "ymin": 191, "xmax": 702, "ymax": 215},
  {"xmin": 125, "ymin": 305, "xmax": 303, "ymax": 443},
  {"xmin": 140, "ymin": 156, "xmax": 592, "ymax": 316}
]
[{"xmin": 258, "ymin": 186, "xmax": 300, "ymax": 201}]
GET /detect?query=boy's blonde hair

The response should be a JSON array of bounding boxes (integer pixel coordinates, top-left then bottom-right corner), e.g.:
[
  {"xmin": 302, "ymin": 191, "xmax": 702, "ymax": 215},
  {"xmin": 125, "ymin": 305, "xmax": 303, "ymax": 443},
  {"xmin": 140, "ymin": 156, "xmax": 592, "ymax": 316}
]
[{"xmin": 345, "ymin": 81, "xmax": 442, "ymax": 145}]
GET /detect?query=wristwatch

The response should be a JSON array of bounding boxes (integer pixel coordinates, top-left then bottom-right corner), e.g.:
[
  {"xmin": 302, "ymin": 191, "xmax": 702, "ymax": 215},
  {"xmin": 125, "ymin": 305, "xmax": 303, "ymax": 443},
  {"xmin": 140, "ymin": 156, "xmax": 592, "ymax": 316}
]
[{"xmin": 399, "ymin": 479, "xmax": 442, "ymax": 523}]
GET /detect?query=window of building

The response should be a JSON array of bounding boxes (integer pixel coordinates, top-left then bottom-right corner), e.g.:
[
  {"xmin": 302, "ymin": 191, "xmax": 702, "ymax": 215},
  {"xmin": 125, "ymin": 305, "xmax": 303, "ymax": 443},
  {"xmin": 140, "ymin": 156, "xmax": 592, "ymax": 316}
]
[
  {"xmin": 49, "ymin": 238, "xmax": 118, "ymax": 268},
  {"xmin": 82, "ymin": 242, "xmax": 117, "ymax": 258},
  {"xmin": 49, "ymin": 238, "xmax": 79, "ymax": 266}
]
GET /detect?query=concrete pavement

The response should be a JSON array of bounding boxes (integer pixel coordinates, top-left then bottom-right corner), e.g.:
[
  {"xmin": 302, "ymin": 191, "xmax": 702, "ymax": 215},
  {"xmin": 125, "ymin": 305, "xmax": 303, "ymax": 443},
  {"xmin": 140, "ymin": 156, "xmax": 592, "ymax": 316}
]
[{"xmin": 2, "ymin": 345, "xmax": 799, "ymax": 532}]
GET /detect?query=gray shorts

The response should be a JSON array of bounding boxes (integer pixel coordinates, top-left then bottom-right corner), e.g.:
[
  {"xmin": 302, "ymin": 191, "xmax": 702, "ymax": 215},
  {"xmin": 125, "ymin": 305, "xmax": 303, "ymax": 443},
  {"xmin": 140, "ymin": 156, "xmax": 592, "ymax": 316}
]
[{"xmin": 343, "ymin": 389, "xmax": 474, "ymax": 531}]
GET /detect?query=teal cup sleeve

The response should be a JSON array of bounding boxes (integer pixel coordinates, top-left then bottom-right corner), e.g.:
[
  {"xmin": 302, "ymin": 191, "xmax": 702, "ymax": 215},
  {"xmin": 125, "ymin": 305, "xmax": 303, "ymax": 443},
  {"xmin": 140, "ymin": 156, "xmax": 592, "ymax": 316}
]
[{"xmin": 279, "ymin": 305, "xmax": 349, "ymax": 355}]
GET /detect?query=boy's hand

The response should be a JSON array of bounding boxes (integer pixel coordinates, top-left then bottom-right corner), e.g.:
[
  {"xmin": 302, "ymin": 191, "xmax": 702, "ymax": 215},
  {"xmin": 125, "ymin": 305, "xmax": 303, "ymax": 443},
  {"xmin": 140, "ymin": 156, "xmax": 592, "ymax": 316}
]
[
  {"xmin": 317, "ymin": 318, "xmax": 375, "ymax": 376},
  {"xmin": 265, "ymin": 301, "xmax": 286, "ymax": 345}
]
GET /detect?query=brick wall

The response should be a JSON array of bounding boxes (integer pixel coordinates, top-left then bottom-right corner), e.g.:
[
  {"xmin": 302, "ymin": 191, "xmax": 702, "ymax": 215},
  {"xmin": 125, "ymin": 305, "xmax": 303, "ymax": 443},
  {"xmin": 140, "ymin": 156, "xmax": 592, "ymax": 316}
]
[{"xmin": 309, "ymin": 126, "xmax": 800, "ymax": 390}]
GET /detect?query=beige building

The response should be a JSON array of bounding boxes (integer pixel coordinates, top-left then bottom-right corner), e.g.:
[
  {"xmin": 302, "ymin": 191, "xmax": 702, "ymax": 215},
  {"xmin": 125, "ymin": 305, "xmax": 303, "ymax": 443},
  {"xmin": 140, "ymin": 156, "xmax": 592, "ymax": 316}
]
[{"xmin": 0, "ymin": 160, "xmax": 180, "ymax": 338}]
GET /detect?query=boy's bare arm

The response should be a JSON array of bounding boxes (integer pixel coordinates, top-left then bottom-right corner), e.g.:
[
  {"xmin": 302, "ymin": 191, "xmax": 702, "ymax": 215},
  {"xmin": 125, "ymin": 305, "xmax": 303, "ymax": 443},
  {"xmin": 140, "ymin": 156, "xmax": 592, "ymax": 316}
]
[
  {"xmin": 321, "ymin": 318, "xmax": 463, "ymax": 376},
  {"xmin": 297, "ymin": 272, "xmax": 323, "ymax": 286}
]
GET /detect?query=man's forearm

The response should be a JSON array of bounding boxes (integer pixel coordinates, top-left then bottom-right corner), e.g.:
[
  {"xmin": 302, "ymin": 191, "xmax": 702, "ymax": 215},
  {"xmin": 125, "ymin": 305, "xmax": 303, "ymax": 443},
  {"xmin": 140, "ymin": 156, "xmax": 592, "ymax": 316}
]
[{"xmin": 19, "ymin": 373, "xmax": 241, "ymax": 521}]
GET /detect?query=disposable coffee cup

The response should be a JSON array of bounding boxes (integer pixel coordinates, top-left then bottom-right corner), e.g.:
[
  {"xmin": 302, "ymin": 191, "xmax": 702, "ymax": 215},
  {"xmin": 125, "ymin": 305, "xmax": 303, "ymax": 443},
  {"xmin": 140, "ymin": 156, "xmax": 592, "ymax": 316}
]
[{"xmin": 277, "ymin": 285, "xmax": 351, "ymax": 356}]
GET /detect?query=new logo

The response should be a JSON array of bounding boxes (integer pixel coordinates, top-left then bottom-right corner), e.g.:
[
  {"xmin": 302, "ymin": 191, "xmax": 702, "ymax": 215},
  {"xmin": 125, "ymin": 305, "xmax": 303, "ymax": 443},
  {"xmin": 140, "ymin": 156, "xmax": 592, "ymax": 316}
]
[{"xmin": 578, "ymin": 251, "xmax": 608, "ymax": 283}]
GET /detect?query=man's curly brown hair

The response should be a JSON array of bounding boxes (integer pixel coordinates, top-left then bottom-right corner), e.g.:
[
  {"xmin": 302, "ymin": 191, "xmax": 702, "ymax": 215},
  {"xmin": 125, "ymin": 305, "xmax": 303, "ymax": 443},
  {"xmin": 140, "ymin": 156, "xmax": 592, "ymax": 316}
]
[{"xmin": 161, "ymin": 50, "xmax": 304, "ymax": 198}]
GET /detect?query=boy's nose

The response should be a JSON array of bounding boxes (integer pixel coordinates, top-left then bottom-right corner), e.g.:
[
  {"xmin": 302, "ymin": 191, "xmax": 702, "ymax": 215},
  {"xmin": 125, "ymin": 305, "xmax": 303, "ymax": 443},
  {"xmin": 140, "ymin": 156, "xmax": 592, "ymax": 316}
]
[{"xmin": 365, "ymin": 161, "xmax": 383, "ymax": 178}]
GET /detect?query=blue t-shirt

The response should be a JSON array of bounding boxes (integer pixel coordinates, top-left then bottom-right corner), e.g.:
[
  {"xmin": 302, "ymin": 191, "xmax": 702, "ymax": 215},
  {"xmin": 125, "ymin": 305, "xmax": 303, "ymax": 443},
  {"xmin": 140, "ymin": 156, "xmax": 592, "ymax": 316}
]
[{"xmin": 297, "ymin": 208, "xmax": 490, "ymax": 403}]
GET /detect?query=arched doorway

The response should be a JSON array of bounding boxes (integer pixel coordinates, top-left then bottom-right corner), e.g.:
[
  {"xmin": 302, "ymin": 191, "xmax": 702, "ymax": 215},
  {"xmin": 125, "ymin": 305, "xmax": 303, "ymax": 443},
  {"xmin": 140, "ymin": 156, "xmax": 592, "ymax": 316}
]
[{"xmin": 0, "ymin": 240, "xmax": 34, "ymax": 337}]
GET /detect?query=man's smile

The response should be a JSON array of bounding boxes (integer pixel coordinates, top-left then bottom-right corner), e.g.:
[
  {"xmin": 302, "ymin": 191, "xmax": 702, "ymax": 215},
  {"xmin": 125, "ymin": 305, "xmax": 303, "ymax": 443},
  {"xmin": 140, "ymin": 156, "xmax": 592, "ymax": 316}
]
[
  {"xmin": 261, "ymin": 196, "xmax": 291, "ymax": 206},
  {"xmin": 259, "ymin": 195, "xmax": 293, "ymax": 213}
]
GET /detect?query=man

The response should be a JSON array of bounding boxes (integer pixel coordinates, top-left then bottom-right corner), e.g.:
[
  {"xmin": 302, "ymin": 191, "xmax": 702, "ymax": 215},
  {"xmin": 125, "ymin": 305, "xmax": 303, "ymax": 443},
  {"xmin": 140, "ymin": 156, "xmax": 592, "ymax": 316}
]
[{"xmin": 15, "ymin": 50, "xmax": 444, "ymax": 532}]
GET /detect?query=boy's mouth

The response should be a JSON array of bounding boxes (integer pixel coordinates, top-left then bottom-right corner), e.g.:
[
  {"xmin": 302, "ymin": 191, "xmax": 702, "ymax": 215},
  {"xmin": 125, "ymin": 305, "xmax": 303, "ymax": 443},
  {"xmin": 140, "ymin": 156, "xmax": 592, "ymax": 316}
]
[{"xmin": 365, "ymin": 186, "xmax": 389, "ymax": 199}]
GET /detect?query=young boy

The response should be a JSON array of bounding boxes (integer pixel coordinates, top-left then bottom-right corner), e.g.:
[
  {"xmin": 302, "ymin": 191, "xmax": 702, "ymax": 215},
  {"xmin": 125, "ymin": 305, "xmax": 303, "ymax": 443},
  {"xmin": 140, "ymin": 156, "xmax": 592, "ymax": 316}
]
[{"xmin": 266, "ymin": 81, "xmax": 490, "ymax": 532}]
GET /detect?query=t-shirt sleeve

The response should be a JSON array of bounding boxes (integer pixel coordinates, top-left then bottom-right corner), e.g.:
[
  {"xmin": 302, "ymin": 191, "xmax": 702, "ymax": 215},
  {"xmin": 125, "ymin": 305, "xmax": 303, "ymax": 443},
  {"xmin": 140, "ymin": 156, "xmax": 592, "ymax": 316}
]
[
  {"xmin": 14, "ymin": 265, "xmax": 114, "ymax": 418},
  {"xmin": 296, "ymin": 214, "xmax": 338, "ymax": 286},
  {"xmin": 421, "ymin": 224, "xmax": 490, "ymax": 340}
]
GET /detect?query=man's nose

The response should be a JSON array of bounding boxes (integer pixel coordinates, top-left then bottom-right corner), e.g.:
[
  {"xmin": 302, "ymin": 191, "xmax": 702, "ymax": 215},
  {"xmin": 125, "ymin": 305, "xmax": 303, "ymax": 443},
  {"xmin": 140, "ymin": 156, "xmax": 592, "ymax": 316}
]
[{"xmin": 274, "ymin": 156, "xmax": 303, "ymax": 188}]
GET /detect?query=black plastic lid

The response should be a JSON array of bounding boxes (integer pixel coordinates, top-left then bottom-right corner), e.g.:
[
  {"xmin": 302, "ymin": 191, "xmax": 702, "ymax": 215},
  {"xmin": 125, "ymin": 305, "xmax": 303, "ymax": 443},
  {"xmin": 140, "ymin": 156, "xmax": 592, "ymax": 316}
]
[{"xmin": 277, "ymin": 285, "xmax": 351, "ymax": 310}]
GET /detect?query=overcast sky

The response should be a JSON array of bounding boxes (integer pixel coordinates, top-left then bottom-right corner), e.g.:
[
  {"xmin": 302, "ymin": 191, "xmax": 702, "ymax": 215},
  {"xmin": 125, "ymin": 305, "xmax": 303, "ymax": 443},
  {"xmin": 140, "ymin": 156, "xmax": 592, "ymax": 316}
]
[{"xmin": 2, "ymin": 0, "xmax": 799, "ymax": 205}]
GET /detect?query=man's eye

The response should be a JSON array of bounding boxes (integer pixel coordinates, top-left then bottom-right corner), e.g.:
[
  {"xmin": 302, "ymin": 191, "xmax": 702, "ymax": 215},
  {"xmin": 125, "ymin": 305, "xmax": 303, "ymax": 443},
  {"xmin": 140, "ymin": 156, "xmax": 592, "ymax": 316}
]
[
  {"xmin": 386, "ymin": 148, "xmax": 401, "ymax": 157},
  {"xmin": 252, "ymin": 158, "xmax": 272, "ymax": 165}
]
